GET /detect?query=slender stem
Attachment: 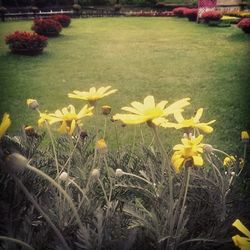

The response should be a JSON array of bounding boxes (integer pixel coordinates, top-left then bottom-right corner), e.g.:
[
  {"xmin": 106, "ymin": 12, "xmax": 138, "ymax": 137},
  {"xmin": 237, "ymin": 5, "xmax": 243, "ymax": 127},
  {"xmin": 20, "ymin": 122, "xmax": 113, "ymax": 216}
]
[
  {"xmin": 25, "ymin": 164, "xmax": 84, "ymax": 231},
  {"xmin": 127, "ymin": 126, "xmax": 136, "ymax": 168},
  {"xmin": 103, "ymin": 117, "xmax": 107, "ymax": 139},
  {"xmin": 124, "ymin": 172, "xmax": 153, "ymax": 186},
  {"xmin": 69, "ymin": 179, "xmax": 90, "ymax": 203},
  {"xmin": 104, "ymin": 156, "xmax": 113, "ymax": 202},
  {"xmin": 45, "ymin": 121, "xmax": 60, "ymax": 176},
  {"xmin": 175, "ymin": 167, "xmax": 191, "ymax": 235},
  {"xmin": 0, "ymin": 236, "xmax": 34, "ymax": 250},
  {"xmin": 98, "ymin": 178, "xmax": 109, "ymax": 205},
  {"xmin": 13, "ymin": 176, "xmax": 70, "ymax": 250}
]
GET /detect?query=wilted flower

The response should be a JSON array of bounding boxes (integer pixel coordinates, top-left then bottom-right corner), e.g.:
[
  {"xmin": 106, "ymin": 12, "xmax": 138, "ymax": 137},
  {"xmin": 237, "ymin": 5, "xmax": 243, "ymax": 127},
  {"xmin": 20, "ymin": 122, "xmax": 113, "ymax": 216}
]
[
  {"xmin": 24, "ymin": 125, "xmax": 36, "ymax": 137},
  {"xmin": 241, "ymin": 131, "xmax": 249, "ymax": 143},
  {"xmin": 223, "ymin": 156, "xmax": 236, "ymax": 167},
  {"xmin": 102, "ymin": 105, "xmax": 112, "ymax": 115},
  {"xmin": 232, "ymin": 219, "xmax": 250, "ymax": 250},
  {"xmin": 68, "ymin": 86, "xmax": 117, "ymax": 106},
  {"xmin": 0, "ymin": 113, "xmax": 11, "ymax": 140},
  {"xmin": 115, "ymin": 168, "xmax": 125, "ymax": 177},
  {"xmin": 113, "ymin": 96, "xmax": 190, "ymax": 127},
  {"xmin": 59, "ymin": 171, "xmax": 69, "ymax": 181},
  {"xmin": 171, "ymin": 135, "xmax": 204, "ymax": 173},
  {"xmin": 174, "ymin": 108, "xmax": 215, "ymax": 133},
  {"xmin": 96, "ymin": 139, "xmax": 108, "ymax": 153},
  {"xmin": 203, "ymin": 144, "xmax": 214, "ymax": 153},
  {"xmin": 27, "ymin": 99, "xmax": 39, "ymax": 110},
  {"xmin": 49, "ymin": 104, "xmax": 93, "ymax": 135},
  {"xmin": 91, "ymin": 168, "xmax": 100, "ymax": 179}
]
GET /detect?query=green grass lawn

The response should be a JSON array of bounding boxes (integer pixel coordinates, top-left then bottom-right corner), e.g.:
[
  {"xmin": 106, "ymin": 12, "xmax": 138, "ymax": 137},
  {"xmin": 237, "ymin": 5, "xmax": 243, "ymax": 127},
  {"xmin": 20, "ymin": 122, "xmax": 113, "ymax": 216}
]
[{"xmin": 0, "ymin": 17, "xmax": 249, "ymax": 152}]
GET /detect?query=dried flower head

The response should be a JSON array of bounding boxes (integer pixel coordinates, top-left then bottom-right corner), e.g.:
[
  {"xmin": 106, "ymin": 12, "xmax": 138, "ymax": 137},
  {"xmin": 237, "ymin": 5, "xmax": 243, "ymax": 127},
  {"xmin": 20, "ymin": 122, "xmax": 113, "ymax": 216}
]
[
  {"xmin": 115, "ymin": 168, "xmax": 125, "ymax": 177},
  {"xmin": 102, "ymin": 105, "xmax": 112, "ymax": 115},
  {"xmin": 59, "ymin": 171, "xmax": 69, "ymax": 181},
  {"xmin": 96, "ymin": 139, "xmax": 108, "ymax": 153},
  {"xmin": 241, "ymin": 131, "xmax": 249, "ymax": 143},
  {"xmin": 27, "ymin": 99, "xmax": 39, "ymax": 109},
  {"xmin": 91, "ymin": 168, "xmax": 100, "ymax": 179}
]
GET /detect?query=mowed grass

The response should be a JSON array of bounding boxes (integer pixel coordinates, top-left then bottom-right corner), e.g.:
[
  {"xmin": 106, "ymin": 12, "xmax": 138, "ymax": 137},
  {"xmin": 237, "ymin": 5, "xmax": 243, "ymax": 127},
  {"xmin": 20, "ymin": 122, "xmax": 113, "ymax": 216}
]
[{"xmin": 0, "ymin": 17, "xmax": 250, "ymax": 151}]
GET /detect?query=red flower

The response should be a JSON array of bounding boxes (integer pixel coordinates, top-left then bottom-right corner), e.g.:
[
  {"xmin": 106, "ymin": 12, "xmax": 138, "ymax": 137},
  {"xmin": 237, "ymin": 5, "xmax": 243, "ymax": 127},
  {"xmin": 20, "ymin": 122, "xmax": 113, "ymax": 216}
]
[
  {"xmin": 237, "ymin": 18, "xmax": 250, "ymax": 34},
  {"xmin": 52, "ymin": 15, "xmax": 71, "ymax": 27},
  {"xmin": 173, "ymin": 7, "xmax": 190, "ymax": 17},
  {"xmin": 202, "ymin": 10, "xmax": 222, "ymax": 22},
  {"xmin": 32, "ymin": 18, "xmax": 62, "ymax": 37}
]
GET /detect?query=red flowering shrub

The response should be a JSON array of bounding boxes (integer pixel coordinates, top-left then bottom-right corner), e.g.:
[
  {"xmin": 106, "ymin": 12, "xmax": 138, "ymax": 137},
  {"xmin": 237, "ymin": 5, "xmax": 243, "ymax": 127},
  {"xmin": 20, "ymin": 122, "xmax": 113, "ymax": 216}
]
[
  {"xmin": 237, "ymin": 18, "xmax": 250, "ymax": 34},
  {"xmin": 5, "ymin": 31, "xmax": 48, "ymax": 55},
  {"xmin": 183, "ymin": 8, "xmax": 198, "ymax": 21},
  {"xmin": 173, "ymin": 7, "xmax": 189, "ymax": 17},
  {"xmin": 202, "ymin": 10, "xmax": 222, "ymax": 23},
  {"xmin": 52, "ymin": 15, "xmax": 71, "ymax": 28},
  {"xmin": 32, "ymin": 18, "xmax": 62, "ymax": 37}
]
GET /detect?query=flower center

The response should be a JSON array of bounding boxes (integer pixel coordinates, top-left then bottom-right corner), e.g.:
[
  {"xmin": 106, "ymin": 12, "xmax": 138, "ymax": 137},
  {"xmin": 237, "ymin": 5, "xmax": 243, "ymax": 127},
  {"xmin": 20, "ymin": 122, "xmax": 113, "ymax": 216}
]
[
  {"xmin": 63, "ymin": 113, "xmax": 78, "ymax": 121},
  {"xmin": 144, "ymin": 108, "xmax": 164, "ymax": 119}
]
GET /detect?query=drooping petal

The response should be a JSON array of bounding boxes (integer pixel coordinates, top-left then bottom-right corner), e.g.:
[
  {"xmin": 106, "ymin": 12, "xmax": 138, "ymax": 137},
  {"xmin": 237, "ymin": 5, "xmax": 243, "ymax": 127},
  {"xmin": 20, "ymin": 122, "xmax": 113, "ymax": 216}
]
[
  {"xmin": 0, "ymin": 113, "xmax": 11, "ymax": 139},
  {"xmin": 233, "ymin": 219, "xmax": 250, "ymax": 238},
  {"xmin": 69, "ymin": 119, "xmax": 76, "ymax": 135},
  {"xmin": 171, "ymin": 153, "xmax": 185, "ymax": 173},
  {"xmin": 192, "ymin": 155, "xmax": 203, "ymax": 166}
]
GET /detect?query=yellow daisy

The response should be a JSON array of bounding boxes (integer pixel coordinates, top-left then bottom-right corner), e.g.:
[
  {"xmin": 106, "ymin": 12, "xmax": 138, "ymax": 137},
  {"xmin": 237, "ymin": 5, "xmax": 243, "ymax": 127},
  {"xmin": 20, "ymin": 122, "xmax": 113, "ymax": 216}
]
[
  {"xmin": 171, "ymin": 135, "xmax": 204, "ymax": 173},
  {"xmin": 49, "ymin": 104, "xmax": 93, "ymax": 135},
  {"xmin": 223, "ymin": 156, "xmax": 236, "ymax": 167},
  {"xmin": 174, "ymin": 108, "xmax": 215, "ymax": 133},
  {"xmin": 232, "ymin": 219, "xmax": 250, "ymax": 250},
  {"xmin": 113, "ymin": 95, "xmax": 190, "ymax": 127},
  {"xmin": 68, "ymin": 86, "xmax": 117, "ymax": 105},
  {"xmin": 0, "ymin": 113, "xmax": 11, "ymax": 139}
]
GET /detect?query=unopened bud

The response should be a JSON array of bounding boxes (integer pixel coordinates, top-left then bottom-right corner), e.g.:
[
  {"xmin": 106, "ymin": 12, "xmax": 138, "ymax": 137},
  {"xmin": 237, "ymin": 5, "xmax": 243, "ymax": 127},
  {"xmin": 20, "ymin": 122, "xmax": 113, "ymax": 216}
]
[
  {"xmin": 241, "ymin": 131, "xmax": 249, "ymax": 143},
  {"xmin": 101, "ymin": 105, "xmax": 111, "ymax": 115},
  {"xmin": 203, "ymin": 144, "xmax": 214, "ymax": 153},
  {"xmin": 5, "ymin": 153, "xmax": 28, "ymax": 173},
  {"xmin": 27, "ymin": 99, "xmax": 39, "ymax": 110},
  {"xmin": 115, "ymin": 168, "xmax": 125, "ymax": 177},
  {"xmin": 59, "ymin": 171, "xmax": 69, "ymax": 181},
  {"xmin": 91, "ymin": 168, "xmax": 100, "ymax": 179},
  {"xmin": 231, "ymin": 171, "xmax": 236, "ymax": 176},
  {"xmin": 96, "ymin": 139, "xmax": 108, "ymax": 153}
]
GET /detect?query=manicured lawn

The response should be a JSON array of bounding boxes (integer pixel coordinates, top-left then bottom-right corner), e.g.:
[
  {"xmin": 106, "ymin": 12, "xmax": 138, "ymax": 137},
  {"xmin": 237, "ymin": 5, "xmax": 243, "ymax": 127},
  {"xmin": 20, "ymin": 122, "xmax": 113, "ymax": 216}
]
[{"xmin": 0, "ymin": 17, "xmax": 249, "ymax": 151}]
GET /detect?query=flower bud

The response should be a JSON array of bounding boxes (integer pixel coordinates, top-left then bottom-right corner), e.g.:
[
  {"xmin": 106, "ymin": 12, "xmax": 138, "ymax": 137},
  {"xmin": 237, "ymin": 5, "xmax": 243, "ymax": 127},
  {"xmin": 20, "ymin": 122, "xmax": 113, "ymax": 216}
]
[
  {"xmin": 5, "ymin": 153, "xmax": 28, "ymax": 173},
  {"xmin": 96, "ymin": 139, "xmax": 108, "ymax": 153},
  {"xmin": 115, "ymin": 168, "xmax": 125, "ymax": 177},
  {"xmin": 101, "ymin": 105, "xmax": 111, "ymax": 115},
  {"xmin": 231, "ymin": 171, "xmax": 236, "ymax": 176},
  {"xmin": 241, "ymin": 131, "xmax": 249, "ymax": 143},
  {"xmin": 91, "ymin": 168, "xmax": 100, "ymax": 179},
  {"xmin": 59, "ymin": 171, "xmax": 69, "ymax": 181},
  {"xmin": 203, "ymin": 144, "xmax": 214, "ymax": 153},
  {"xmin": 27, "ymin": 99, "xmax": 39, "ymax": 110},
  {"xmin": 24, "ymin": 125, "xmax": 36, "ymax": 137}
]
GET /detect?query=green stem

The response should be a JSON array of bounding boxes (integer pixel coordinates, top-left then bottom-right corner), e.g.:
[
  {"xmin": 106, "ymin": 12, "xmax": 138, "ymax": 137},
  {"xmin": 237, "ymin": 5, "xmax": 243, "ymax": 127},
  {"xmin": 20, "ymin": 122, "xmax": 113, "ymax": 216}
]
[
  {"xmin": 25, "ymin": 164, "xmax": 84, "ymax": 231},
  {"xmin": 0, "ymin": 236, "xmax": 34, "ymax": 250},
  {"xmin": 127, "ymin": 126, "xmax": 136, "ymax": 168},
  {"xmin": 103, "ymin": 117, "xmax": 107, "ymax": 139},
  {"xmin": 175, "ymin": 167, "xmax": 191, "ymax": 236},
  {"xmin": 98, "ymin": 178, "xmax": 109, "ymax": 205},
  {"xmin": 13, "ymin": 176, "xmax": 70, "ymax": 250},
  {"xmin": 104, "ymin": 156, "xmax": 113, "ymax": 202},
  {"xmin": 124, "ymin": 172, "xmax": 153, "ymax": 186}
]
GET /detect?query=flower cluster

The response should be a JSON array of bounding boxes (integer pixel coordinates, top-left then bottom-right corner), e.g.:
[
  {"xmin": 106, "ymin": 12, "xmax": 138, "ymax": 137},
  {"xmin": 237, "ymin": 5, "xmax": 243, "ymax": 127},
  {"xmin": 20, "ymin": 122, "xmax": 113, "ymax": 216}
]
[
  {"xmin": 52, "ymin": 15, "xmax": 71, "ymax": 28},
  {"xmin": 172, "ymin": 7, "xmax": 189, "ymax": 17},
  {"xmin": 5, "ymin": 31, "xmax": 48, "ymax": 53},
  {"xmin": 32, "ymin": 18, "xmax": 62, "ymax": 37},
  {"xmin": 183, "ymin": 8, "xmax": 198, "ymax": 22},
  {"xmin": 202, "ymin": 10, "xmax": 223, "ymax": 22},
  {"xmin": 237, "ymin": 18, "xmax": 250, "ymax": 34}
]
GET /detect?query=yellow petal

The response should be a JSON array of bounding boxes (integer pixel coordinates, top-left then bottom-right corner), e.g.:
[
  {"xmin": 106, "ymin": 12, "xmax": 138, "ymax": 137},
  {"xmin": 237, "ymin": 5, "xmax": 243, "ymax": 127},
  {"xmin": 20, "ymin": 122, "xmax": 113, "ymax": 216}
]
[
  {"xmin": 232, "ymin": 235, "xmax": 250, "ymax": 249},
  {"xmin": 193, "ymin": 108, "xmax": 203, "ymax": 123},
  {"xmin": 233, "ymin": 219, "xmax": 250, "ymax": 238},
  {"xmin": 0, "ymin": 113, "xmax": 11, "ymax": 139},
  {"xmin": 174, "ymin": 112, "xmax": 184, "ymax": 123},
  {"xmin": 58, "ymin": 121, "xmax": 68, "ymax": 134},
  {"xmin": 196, "ymin": 123, "xmax": 214, "ymax": 133},
  {"xmin": 68, "ymin": 104, "xmax": 76, "ymax": 114},
  {"xmin": 144, "ymin": 96, "xmax": 155, "ymax": 108},
  {"xmin": 113, "ymin": 114, "xmax": 147, "ymax": 125},
  {"xmin": 102, "ymin": 89, "xmax": 118, "ymax": 97},
  {"xmin": 131, "ymin": 101, "xmax": 145, "ymax": 113},
  {"xmin": 122, "ymin": 106, "xmax": 142, "ymax": 115},
  {"xmin": 69, "ymin": 119, "xmax": 76, "ymax": 135},
  {"xmin": 192, "ymin": 155, "xmax": 203, "ymax": 166},
  {"xmin": 171, "ymin": 153, "xmax": 185, "ymax": 173},
  {"xmin": 164, "ymin": 98, "xmax": 190, "ymax": 115},
  {"xmin": 156, "ymin": 100, "xmax": 168, "ymax": 109}
]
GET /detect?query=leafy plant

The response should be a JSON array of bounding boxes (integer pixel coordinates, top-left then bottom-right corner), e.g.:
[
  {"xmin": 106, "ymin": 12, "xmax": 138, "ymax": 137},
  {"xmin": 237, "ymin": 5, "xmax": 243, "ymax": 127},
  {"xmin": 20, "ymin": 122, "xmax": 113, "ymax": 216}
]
[{"xmin": 32, "ymin": 18, "xmax": 62, "ymax": 37}]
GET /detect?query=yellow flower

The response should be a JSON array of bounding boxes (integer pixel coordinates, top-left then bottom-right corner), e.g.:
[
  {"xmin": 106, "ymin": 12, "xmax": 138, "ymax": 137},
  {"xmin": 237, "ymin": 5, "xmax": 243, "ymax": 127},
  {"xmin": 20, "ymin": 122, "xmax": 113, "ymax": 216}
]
[
  {"xmin": 96, "ymin": 138, "xmax": 108, "ymax": 153},
  {"xmin": 171, "ymin": 135, "xmax": 204, "ymax": 173},
  {"xmin": 68, "ymin": 86, "xmax": 117, "ymax": 105},
  {"xmin": 223, "ymin": 156, "xmax": 236, "ymax": 167},
  {"xmin": 37, "ymin": 112, "xmax": 53, "ymax": 127},
  {"xmin": 232, "ymin": 219, "xmax": 250, "ymax": 250},
  {"xmin": 49, "ymin": 104, "xmax": 93, "ymax": 135},
  {"xmin": 113, "ymin": 96, "xmax": 190, "ymax": 127},
  {"xmin": 241, "ymin": 131, "xmax": 249, "ymax": 143},
  {"xmin": 174, "ymin": 108, "xmax": 215, "ymax": 133},
  {"xmin": 0, "ymin": 113, "xmax": 11, "ymax": 139}
]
